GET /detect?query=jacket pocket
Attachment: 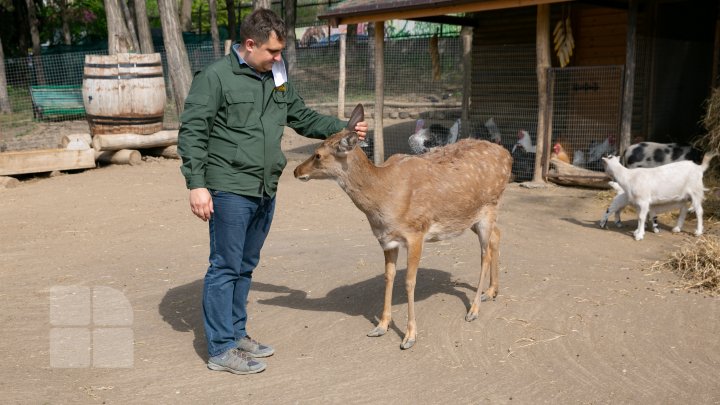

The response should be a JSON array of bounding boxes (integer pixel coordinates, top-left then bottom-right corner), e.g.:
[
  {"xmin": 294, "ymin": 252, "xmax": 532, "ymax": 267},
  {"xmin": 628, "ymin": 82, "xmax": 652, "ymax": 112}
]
[{"xmin": 225, "ymin": 91, "xmax": 255, "ymax": 128}]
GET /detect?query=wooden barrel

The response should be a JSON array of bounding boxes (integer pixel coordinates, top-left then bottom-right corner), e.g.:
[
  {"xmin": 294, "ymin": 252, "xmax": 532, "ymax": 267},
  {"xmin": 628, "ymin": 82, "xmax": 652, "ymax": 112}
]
[{"xmin": 82, "ymin": 53, "xmax": 166, "ymax": 135}]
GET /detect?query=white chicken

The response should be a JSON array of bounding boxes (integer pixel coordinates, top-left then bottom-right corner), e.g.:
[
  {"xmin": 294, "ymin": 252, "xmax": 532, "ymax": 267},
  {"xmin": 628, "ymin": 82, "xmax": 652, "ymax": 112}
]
[
  {"xmin": 512, "ymin": 130, "xmax": 536, "ymax": 154},
  {"xmin": 484, "ymin": 117, "xmax": 502, "ymax": 144},
  {"xmin": 587, "ymin": 135, "xmax": 616, "ymax": 163}
]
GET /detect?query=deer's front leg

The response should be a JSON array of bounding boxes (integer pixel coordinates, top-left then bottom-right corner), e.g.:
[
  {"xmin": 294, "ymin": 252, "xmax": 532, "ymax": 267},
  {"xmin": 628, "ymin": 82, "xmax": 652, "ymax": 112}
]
[
  {"xmin": 401, "ymin": 237, "xmax": 423, "ymax": 350},
  {"xmin": 368, "ymin": 247, "xmax": 398, "ymax": 337},
  {"xmin": 467, "ymin": 223, "xmax": 497, "ymax": 321}
]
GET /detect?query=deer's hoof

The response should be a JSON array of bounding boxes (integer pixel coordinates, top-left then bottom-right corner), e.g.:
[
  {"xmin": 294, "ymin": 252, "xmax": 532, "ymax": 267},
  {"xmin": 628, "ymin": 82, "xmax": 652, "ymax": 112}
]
[
  {"xmin": 400, "ymin": 338, "xmax": 415, "ymax": 350},
  {"xmin": 465, "ymin": 312, "xmax": 478, "ymax": 322},
  {"xmin": 367, "ymin": 326, "xmax": 387, "ymax": 337}
]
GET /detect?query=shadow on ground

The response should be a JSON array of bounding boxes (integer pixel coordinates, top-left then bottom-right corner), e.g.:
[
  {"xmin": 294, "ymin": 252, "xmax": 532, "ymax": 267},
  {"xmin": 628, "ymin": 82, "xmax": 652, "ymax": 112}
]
[{"xmin": 159, "ymin": 268, "xmax": 476, "ymax": 359}]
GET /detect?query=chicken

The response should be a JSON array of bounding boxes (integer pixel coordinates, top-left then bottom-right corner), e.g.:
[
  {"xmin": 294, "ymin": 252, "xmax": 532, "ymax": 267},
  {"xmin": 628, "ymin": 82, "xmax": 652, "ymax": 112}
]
[
  {"xmin": 573, "ymin": 149, "xmax": 586, "ymax": 166},
  {"xmin": 408, "ymin": 118, "xmax": 461, "ymax": 154},
  {"xmin": 512, "ymin": 130, "xmax": 536, "ymax": 154},
  {"xmin": 484, "ymin": 117, "xmax": 502, "ymax": 144},
  {"xmin": 551, "ymin": 142, "xmax": 571, "ymax": 164},
  {"xmin": 587, "ymin": 135, "xmax": 616, "ymax": 164}
]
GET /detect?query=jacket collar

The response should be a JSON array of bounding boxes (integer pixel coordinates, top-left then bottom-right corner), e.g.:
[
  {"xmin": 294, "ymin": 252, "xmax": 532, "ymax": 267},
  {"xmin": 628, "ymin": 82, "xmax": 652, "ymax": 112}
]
[{"xmin": 231, "ymin": 43, "xmax": 268, "ymax": 79}]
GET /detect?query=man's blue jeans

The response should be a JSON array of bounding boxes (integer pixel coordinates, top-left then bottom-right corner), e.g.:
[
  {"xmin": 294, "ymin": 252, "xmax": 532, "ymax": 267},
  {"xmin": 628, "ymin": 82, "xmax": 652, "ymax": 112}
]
[{"xmin": 203, "ymin": 190, "xmax": 275, "ymax": 357}]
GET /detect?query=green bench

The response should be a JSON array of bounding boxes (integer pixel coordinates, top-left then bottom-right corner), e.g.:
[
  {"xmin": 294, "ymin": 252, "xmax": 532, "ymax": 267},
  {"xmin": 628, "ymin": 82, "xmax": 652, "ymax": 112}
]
[{"xmin": 29, "ymin": 85, "xmax": 86, "ymax": 121}]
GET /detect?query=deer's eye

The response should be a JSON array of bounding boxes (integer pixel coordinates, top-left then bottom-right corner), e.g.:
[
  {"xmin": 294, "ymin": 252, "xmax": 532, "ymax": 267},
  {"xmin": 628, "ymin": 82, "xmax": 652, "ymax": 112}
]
[{"xmin": 314, "ymin": 153, "xmax": 321, "ymax": 160}]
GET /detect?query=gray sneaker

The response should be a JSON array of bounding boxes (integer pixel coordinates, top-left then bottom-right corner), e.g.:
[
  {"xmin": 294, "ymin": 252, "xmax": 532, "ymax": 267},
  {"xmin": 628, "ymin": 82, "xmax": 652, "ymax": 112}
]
[
  {"xmin": 237, "ymin": 336, "xmax": 275, "ymax": 358},
  {"xmin": 207, "ymin": 348, "xmax": 266, "ymax": 375}
]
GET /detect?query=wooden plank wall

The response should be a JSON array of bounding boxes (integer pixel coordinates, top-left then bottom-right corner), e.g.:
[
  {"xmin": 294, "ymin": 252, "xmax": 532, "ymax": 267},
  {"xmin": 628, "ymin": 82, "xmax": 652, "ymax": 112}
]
[{"xmin": 572, "ymin": 5, "xmax": 627, "ymax": 66}]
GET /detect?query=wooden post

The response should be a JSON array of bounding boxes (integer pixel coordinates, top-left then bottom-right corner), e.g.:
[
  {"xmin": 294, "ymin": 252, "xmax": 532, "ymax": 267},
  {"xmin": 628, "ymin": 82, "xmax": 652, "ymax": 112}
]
[
  {"xmin": 338, "ymin": 29, "xmax": 347, "ymax": 119},
  {"xmin": 620, "ymin": 0, "xmax": 639, "ymax": 156},
  {"xmin": 534, "ymin": 4, "xmax": 551, "ymax": 183},
  {"xmin": 461, "ymin": 26, "xmax": 473, "ymax": 139},
  {"xmin": 224, "ymin": 39, "xmax": 233, "ymax": 56},
  {"xmin": 712, "ymin": 1, "xmax": 720, "ymax": 89},
  {"xmin": 373, "ymin": 21, "xmax": 385, "ymax": 165},
  {"xmin": 0, "ymin": 149, "xmax": 96, "ymax": 176}
]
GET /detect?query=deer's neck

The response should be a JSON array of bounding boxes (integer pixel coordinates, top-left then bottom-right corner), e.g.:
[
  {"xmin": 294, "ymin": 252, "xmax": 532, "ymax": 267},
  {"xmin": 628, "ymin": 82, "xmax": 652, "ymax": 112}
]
[{"xmin": 335, "ymin": 150, "xmax": 389, "ymax": 214}]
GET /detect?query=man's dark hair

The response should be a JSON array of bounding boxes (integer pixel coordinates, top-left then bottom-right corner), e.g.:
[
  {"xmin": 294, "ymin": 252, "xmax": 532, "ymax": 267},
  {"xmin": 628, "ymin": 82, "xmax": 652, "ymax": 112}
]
[{"xmin": 239, "ymin": 8, "xmax": 287, "ymax": 44}]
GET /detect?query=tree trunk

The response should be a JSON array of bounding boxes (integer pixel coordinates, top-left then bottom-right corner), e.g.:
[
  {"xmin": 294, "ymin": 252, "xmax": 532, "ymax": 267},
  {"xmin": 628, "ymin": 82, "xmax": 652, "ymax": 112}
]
[
  {"xmin": 209, "ymin": 0, "xmax": 221, "ymax": 58},
  {"xmin": 226, "ymin": 0, "xmax": 236, "ymax": 42},
  {"xmin": 59, "ymin": 0, "xmax": 72, "ymax": 45},
  {"xmin": 134, "ymin": 0, "xmax": 155, "ymax": 53},
  {"xmin": 120, "ymin": 0, "xmax": 141, "ymax": 52},
  {"xmin": 0, "ymin": 37, "xmax": 11, "ymax": 114},
  {"xmin": 157, "ymin": 0, "xmax": 193, "ymax": 115},
  {"xmin": 105, "ymin": 0, "xmax": 134, "ymax": 53},
  {"xmin": 25, "ymin": 0, "xmax": 45, "ymax": 84},
  {"xmin": 253, "ymin": 0, "xmax": 270, "ymax": 10},
  {"xmin": 283, "ymin": 0, "xmax": 296, "ymax": 74},
  {"xmin": 181, "ymin": 0, "xmax": 193, "ymax": 32}
]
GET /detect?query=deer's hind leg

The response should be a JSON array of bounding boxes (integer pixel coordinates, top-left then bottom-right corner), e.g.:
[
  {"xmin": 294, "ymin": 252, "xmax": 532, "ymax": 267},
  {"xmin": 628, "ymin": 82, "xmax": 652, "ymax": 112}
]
[
  {"xmin": 368, "ymin": 247, "xmax": 399, "ymax": 338},
  {"xmin": 466, "ymin": 212, "xmax": 499, "ymax": 322}
]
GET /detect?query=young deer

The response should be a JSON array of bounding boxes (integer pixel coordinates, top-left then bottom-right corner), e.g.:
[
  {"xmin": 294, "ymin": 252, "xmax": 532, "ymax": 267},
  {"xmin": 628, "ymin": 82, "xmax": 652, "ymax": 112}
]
[{"xmin": 294, "ymin": 104, "xmax": 513, "ymax": 349}]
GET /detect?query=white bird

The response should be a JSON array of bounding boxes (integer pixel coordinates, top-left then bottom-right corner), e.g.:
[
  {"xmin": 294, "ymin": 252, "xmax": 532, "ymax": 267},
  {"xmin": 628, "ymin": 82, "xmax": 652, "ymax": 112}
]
[
  {"xmin": 573, "ymin": 149, "xmax": 586, "ymax": 166},
  {"xmin": 484, "ymin": 117, "xmax": 502, "ymax": 144},
  {"xmin": 512, "ymin": 130, "xmax": 536, "ymax": 154},
  {"xmin": 587, "ymin": 135, "xmax": 616, "ymax": 163}
]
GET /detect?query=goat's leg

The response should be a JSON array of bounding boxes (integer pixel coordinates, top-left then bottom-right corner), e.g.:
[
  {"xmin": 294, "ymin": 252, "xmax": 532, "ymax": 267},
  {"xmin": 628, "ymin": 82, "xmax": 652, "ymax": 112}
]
[
  {"xmin": 600, "ymin": 187, "xmax": 627, "ymax": 228},
  {"xmin": 466, "ymin": 222, "xmax": 494, "ymax": 322},
  {"xmin": 368, "ymin": 247, "xmax": 398, "ymax": 337},
  {"xmin": 634, "ymin": 203, "xmax": 649, "ymax": 241},
  {"xmin": 672, "ymin": 204, "xmax": 688, "ymax": 233},
  {"xmin": 400, "ymin": 236, "xmax": 423, "ymax": 350},
  {"xmin": 691, "ymin": 197, "xmax": 704, "ymax": 236}
]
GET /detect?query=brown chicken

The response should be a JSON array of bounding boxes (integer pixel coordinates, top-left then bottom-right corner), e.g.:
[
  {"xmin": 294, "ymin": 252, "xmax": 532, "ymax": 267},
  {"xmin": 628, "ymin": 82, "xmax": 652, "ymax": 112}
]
[{"xmin": 551, "ymin": 142, "xmax": 571, "ymax": 164}]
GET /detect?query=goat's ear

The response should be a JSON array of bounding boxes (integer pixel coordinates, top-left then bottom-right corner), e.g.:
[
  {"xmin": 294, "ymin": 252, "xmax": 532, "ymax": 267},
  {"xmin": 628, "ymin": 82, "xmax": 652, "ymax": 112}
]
[
  {"xmin": 337, "ymin": 131, "xmax": 358, "ymax": 154},
  {"xmin": 346, "ymin": 104, "xmax": 364, "ymax": 131}
]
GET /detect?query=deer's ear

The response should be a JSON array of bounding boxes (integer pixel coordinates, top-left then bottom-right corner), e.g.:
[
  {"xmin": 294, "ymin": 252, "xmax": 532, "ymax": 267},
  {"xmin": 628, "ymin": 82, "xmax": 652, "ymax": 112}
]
[
  {"xmin": 346, "ymin": 104, "xmax": 364, "ymax": 131},
  {"xmin": 337, "ymin": 131, "xmax": 359, "ymax": 154}
]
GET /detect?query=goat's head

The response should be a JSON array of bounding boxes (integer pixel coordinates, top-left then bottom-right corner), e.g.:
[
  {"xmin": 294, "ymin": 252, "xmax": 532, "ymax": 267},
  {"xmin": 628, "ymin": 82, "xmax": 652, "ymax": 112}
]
[
  {"xmin": 601, "ymin": 155, "xmax": 621, "ymax": 176},
  {"xmin": 294, "ymin": 104, "xmax": 364, "ymax": 181}
]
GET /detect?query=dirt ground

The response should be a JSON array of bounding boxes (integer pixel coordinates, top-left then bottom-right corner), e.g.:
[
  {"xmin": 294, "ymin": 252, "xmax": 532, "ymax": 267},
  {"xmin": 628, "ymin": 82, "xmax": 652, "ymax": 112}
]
[{"xmin": 1, "ymin": 129, "xmax": 719, "ymax": 404}]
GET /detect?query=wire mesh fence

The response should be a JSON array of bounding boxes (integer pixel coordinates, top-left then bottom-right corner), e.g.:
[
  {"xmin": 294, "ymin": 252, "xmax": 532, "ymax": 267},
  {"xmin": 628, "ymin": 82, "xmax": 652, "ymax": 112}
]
[{"xmin": 0, "ymin": 36, "xmax": 625, "ymax": 185}]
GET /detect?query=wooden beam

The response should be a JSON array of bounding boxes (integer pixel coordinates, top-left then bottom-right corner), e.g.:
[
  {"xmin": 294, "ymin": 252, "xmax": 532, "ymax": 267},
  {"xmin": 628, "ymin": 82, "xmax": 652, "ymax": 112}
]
[
  {"xmin": 620, "ymin": 0, "xmax": 638, "ymax": 156},
  {"xmin": 534, "ymin": 4, "xmax": 551, "ymax": 183},
  {"xmin": 327, "ymin": 0, "xmax": 571, "ymax": 26},
  {"xmin": 0, "ymin": 148, "xmax": 96, "ymax": 176},
  {"xmin": 373, "ymin": 20, "xmax": 385, "ymax": 165},
  {"xmin": 92, "ymin": 130, "xmax": 178, "ymax": 151}
]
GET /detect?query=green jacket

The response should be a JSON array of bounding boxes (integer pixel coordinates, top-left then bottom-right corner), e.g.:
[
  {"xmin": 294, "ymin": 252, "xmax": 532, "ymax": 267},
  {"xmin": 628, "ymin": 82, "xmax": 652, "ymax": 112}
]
[{"xmin": 178, "ymin": 53, "xmax": 345, "ymax": 197}]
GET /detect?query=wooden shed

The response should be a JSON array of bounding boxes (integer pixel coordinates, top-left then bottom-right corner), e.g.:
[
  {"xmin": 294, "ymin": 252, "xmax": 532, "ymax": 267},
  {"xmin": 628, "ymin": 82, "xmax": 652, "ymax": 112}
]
[{"xmin": 320, "ymin": 0, "xmax": 719, "ymax": 183}]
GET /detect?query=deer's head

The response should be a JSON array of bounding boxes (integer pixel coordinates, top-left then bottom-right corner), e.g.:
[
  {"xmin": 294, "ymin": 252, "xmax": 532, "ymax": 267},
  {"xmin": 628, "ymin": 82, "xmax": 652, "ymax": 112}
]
[{"xmin": 294, "ymin": 104, "xmax": 364, "ymax": 181}]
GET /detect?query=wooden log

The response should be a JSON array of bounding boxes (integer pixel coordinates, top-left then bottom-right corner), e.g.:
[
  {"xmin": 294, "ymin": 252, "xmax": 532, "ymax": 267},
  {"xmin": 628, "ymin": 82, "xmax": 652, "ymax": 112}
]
[
  {"xmin": 547, "ymin": 158, "xmax": 611, "ymax": 189},
  {"xmin": 0, "ymin": 148, "xmax": 96, "ymax": 176},
  {"xmin": 92, "ymin": 130, "xmax": 178, "ymax": 151},
  {"xmin": 95, "ymin": 149, "xmax": 142, "ymax": 166},
  {"xmin": 61, "ymin": 133, "xmax": 93, "ymax": 148},
  {"xmin": 0, "ymin": 176, "xmax": 20, "ymax": 189},
  {"xmin": 143, "ymin": 145, "xmax": 179, "ymax": 159}
]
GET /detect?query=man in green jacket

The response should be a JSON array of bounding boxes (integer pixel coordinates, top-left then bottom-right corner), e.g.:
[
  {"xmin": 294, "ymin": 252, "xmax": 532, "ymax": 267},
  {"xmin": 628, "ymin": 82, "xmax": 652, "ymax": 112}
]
[{"xmin": 178, "ymin": 8, "xmax": 367, "ymax": 375}]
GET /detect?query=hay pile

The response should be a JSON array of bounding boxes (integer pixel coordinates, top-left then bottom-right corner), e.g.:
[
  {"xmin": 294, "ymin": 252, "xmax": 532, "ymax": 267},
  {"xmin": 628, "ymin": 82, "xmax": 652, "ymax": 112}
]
[
  {"xmin": 650, "ymin": 235, "xmax": 720, "ymax": 294},
  {"xmin": 700, "ymin": 87, "xmax": 720, "ymax": 152}
]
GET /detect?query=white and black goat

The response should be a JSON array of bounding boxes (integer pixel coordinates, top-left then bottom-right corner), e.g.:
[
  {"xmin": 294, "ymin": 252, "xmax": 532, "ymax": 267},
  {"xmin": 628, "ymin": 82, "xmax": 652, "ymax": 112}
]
[{"xmin": 601, "ymin": 152, "xmax": 716, "ymax": 241}]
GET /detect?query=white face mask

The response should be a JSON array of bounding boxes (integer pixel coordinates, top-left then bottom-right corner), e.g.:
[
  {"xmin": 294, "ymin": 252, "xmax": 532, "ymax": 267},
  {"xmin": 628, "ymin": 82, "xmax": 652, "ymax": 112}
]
[{"xmin": 272, "ymin": 58, "xmax": 287, "ymax": 87}]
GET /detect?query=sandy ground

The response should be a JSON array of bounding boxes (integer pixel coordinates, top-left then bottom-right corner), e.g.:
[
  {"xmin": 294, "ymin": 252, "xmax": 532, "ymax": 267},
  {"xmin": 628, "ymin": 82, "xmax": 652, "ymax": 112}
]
[{"xmin": 1, "ymin": 131, "xmax": 719, "ymax": 404}]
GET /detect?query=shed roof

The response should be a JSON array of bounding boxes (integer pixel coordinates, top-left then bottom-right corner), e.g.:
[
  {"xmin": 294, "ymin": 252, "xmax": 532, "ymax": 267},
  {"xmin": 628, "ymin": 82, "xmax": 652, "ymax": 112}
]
[{"xmin": 319, "ymin": 0, "xmax": 574, "ymax": 26}]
